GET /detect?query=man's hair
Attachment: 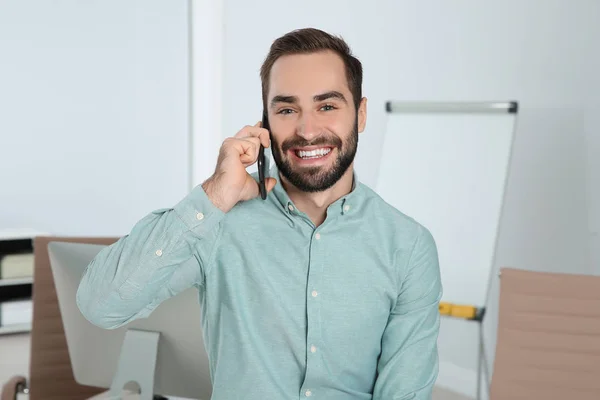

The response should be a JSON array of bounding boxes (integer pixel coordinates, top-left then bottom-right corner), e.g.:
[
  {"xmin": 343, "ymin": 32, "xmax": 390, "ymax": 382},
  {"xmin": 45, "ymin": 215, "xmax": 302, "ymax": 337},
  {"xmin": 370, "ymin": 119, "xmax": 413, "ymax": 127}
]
[{"xmin": 260, "ymin": 28, "xmax": 363, "ymax": 112}]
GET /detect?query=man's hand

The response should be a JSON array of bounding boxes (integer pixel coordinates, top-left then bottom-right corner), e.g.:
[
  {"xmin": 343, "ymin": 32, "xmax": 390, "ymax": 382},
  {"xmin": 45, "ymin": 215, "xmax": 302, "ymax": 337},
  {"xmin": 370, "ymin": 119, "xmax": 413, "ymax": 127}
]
[{"xmin": 202, "ymin": 121, "xmax": 277, "ymax": 213}]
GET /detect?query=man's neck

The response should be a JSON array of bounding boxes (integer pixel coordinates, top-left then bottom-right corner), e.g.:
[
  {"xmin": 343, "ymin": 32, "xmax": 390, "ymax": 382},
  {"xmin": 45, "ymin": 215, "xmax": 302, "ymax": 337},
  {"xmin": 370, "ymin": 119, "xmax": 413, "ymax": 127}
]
[{"xmin": 280, "ymin": 166, "xmax": 355, "ymax": 227}]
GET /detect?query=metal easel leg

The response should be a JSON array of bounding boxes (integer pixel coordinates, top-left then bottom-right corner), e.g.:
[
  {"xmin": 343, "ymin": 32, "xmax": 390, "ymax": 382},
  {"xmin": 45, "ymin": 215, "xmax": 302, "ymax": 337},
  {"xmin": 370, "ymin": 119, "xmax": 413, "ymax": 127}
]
[
  {"xmin": 477, "ymin": 321, "xmax": 482, "ymax": 400},
  {"xmin": 477, "ymin": 319, "xmax": 492, "ymax": 400}
]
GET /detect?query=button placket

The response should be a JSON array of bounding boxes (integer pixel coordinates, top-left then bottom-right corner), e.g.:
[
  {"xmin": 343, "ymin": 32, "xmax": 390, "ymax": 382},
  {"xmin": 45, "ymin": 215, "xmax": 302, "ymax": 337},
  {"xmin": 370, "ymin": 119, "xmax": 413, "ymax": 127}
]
[{"xmin": 301, "ymin": 227, "xmax": 324, "ymax": 399}]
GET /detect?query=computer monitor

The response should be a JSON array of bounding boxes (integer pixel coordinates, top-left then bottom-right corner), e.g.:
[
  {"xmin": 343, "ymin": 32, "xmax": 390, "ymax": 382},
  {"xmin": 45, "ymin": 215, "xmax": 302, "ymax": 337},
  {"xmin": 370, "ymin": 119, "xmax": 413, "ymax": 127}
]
[{"xmin": 47, "ymin": 241, "xmax": 212, "ymax": 400}]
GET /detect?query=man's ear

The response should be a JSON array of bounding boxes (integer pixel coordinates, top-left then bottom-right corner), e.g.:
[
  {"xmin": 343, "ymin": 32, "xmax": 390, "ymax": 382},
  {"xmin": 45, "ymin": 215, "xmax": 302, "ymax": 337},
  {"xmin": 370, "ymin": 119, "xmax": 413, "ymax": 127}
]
[{"xmin": 357, "ymin": 97, "xmax": 367, "ymax": 133}]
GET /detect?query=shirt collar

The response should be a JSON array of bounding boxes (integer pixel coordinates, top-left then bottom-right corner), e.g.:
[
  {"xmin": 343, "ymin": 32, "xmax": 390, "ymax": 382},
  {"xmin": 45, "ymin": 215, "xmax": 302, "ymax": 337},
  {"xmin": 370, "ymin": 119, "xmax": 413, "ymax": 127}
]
[{"xmin": 268, "ymin": 162, "xmax": 364, "ymax": 218}]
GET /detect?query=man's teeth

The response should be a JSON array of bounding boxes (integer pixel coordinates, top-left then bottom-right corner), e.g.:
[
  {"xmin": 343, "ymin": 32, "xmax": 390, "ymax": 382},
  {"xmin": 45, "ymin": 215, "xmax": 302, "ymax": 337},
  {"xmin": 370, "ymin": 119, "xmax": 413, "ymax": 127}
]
[{"xmin": 295, "ymin": 148, "xmax": 332, "ymax": 159}]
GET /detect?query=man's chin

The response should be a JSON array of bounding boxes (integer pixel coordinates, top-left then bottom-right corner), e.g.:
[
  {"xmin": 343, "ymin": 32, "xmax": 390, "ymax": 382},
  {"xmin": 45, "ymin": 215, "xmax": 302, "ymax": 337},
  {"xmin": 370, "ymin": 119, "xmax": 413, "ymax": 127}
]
[
  {"xmin": 288, "ymin": 172, "xmax": 340, "ymax": 193},
  {"xmin": 274, "ymin": 155, "xmax": 344, "ymax": 192},
  {"xmin": 290, "ymin": 164, "xmax": 332, "ymax": 180}
]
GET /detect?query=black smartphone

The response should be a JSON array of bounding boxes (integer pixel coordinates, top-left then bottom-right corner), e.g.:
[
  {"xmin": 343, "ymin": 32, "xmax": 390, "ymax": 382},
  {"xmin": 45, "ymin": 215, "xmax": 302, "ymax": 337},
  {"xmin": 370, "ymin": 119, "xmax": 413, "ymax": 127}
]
[{"xmin": 258, "ymin": 111, "xmax": 269, "ymax": 200}]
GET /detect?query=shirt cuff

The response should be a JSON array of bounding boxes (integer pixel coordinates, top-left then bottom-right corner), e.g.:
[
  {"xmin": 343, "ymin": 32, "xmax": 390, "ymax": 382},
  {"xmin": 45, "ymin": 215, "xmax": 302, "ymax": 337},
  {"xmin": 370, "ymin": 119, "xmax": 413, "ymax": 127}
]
[{"xmin": 173, "ymin": 183, "xmax": 226, "ymax": 236}]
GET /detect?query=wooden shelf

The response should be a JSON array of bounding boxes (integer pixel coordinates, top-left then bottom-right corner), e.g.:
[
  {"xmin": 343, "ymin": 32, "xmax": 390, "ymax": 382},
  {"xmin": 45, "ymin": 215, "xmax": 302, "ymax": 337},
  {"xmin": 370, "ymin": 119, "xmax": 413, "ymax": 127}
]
[
  {"xmin": 0, "ymin": 277, "xmax": 33, "ymax": 287},
  {"xmin": 0, "ymin": 232, "xmax": 38, "ymax": 336},
  {"xmin": 0, "ymin": 322, "xmax": 31, "ymax": 335},
  {"xmin": 0, "ymin": 229, "xmax": 48, "ymax": 240}
]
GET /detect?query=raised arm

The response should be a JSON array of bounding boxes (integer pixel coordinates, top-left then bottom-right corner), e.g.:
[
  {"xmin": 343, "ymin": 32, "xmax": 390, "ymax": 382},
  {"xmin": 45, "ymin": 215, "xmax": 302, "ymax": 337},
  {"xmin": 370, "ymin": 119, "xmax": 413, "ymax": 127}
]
[
  {"xmin": 372, "ymin": 225, "xmax": 443, "ymax": 400},
  {"xmin": 77, "ymin": 122, "xmax": 276, "ymax": 329},
  {"xmin": 76, "ymin": 184, "xmax": 225, "ymax": 329}
]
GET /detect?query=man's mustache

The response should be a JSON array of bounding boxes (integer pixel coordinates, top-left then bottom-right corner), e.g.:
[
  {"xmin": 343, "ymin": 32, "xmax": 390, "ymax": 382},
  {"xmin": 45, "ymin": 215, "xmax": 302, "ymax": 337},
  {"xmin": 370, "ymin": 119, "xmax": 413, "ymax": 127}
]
[{"xmin": 281, "ymin": 136, "xmax": 342, "ymax": 153}]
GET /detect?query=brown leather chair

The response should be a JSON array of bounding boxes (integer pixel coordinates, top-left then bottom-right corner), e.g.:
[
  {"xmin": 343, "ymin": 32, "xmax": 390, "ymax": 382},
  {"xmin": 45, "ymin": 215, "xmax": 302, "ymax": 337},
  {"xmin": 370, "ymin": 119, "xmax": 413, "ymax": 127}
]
[
  {"xmin": 490, "ymin": 267, "xmax": 600, "ymax": 399},
  {"xmin": 1, "ymin": 236, "xmax": 118, "ymax": 400}
]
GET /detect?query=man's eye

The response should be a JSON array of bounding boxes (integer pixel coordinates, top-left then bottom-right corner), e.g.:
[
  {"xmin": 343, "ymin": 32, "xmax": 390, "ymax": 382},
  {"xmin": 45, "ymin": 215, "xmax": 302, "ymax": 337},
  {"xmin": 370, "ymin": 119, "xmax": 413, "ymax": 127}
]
[
  {"xmin": 278, "ymin": 108, "xmax": 294, "ymax": 115},
  {"xmin": 321, "ymin": 104, "xmax": 336, "ymax": 111}
]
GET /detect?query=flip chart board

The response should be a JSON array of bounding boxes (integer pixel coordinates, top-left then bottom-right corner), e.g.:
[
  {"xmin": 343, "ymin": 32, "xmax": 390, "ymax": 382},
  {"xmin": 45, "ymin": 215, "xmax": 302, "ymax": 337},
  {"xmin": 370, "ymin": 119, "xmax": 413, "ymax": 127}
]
[{"xmin": 376, "ymin": 102, "xmax": 517, "ymax": 308}]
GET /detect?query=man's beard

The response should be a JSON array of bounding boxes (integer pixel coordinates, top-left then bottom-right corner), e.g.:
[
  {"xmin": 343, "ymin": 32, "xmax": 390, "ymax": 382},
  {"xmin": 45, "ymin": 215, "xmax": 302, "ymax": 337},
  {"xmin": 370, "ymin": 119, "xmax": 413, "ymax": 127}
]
[{"xmin": 270, "ymin": 119, "xmax": 358, "ymax": 193}]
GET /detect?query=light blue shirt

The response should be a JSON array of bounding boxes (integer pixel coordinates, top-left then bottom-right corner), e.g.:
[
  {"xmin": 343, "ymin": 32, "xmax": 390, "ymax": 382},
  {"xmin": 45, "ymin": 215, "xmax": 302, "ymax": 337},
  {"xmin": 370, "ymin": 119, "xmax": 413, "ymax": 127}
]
[{"xmin": 77, "ymin": 163, "xmax": 443, "ymax": 400}]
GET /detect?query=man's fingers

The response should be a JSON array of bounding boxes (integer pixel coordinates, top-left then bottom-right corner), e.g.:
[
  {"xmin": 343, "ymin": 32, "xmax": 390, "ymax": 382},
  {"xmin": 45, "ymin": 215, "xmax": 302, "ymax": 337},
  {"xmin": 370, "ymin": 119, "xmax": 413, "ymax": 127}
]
[
  {"xmin": 224, "ymin": 122, "xmax": 272, "ymax": 167},
  {"xmin": 235, "ymin": 123, "xmax": 271, "ymax": 148},
  {"xmin": 240, "ymin": 136, "xmax": 261, "ymax": 158},
  {"xmin": 241, "ymin": 126, "xmax": 271, "ymax": 147},
  {"xmin": 221, "ymin": 136, "xmax": 258, "ymax": 164}
]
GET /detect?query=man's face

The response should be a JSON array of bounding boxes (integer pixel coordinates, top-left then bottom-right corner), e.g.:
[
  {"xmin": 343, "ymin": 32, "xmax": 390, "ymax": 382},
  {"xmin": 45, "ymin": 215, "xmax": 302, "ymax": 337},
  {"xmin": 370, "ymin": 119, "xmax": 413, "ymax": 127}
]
[{"xmin": 266, "ymin": 50, "xmax": 367, "ymax": 193}]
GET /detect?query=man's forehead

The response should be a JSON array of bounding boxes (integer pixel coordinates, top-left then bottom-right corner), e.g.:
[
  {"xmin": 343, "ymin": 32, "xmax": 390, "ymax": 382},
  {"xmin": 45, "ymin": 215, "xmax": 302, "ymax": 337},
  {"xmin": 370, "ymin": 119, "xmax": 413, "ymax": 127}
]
[{"xmin": 268, "ymin": 51, "xmax": 349, "ymax": 98}]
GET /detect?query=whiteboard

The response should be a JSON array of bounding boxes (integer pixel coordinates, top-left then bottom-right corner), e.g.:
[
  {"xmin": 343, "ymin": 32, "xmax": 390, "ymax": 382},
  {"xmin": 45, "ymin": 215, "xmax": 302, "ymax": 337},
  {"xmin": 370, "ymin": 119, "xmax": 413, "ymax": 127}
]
[{"xmin": 375, "ymin": 109, "xmax": 516, "ymax": 307}]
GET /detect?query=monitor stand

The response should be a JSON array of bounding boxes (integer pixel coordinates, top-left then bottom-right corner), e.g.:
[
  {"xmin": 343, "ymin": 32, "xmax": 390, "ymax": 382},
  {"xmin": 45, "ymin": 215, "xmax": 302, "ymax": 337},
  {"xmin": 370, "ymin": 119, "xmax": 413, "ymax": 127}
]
[{"xmin": 108, "ymin": 329, "xmax": 161, "ymax": 400}]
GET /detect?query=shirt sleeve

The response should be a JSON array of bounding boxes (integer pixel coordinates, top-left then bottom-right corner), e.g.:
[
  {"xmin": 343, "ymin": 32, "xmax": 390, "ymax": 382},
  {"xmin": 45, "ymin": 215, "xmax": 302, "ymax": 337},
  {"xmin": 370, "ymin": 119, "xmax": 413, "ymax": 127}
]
[
  {"xmin": 372, "ymin": 225, "xmax": 443, "ymax": 400},
  {"xmin": 76, "ymin": 183, "xmax": 225, "ymax": 330}
]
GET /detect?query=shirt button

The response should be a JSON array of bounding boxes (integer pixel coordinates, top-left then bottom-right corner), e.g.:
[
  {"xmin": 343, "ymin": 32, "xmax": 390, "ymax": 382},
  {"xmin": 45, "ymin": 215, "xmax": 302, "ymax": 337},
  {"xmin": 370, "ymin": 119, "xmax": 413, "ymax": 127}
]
[
  {"xmin": 155, "ymin": 249, "xmax": 163, "ymax": 256},
  {"xmin": 311, "ymin": 290, "xmax": 318, "ymax": 297},
  {"xmin": 310, "ymin": 345, "xmax": 317, "ymax": 353},
  {"xmin": 196, "ymin": 212, "xmax": 204, "ymax": 220},
  {"xmin": 288, "ymin": 204, "xmax": 294, "ymax": 211},
  {"xmin": 305, "ymin": 390, "xmax": 312, "ymax": 397},
  {"xmin": 315, "ymin": 233, "xmax": 321, "ymax": 240},
  {"xmin": 344, "ymin": 204, "xmax": 350, "ymax": 212}
]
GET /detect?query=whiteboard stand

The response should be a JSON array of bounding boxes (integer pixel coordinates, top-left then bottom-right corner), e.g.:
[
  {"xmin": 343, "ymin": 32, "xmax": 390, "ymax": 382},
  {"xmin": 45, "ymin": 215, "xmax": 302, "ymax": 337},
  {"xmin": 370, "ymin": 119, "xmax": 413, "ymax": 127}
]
[
  {"xmin": 378, "ymin": 100, "xmax": 519, "ymax": 400},
  {"xmin": 385, "ymin": 100, "xmax": 518, "ymax": 114}
]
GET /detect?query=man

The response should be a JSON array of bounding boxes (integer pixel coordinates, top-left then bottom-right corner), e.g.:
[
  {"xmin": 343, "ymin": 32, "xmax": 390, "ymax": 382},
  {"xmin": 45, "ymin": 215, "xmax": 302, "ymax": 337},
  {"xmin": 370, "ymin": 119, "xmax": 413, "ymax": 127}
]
[{"xmin": 77, "ymin": 27, "xmax": 443, "ymax": 400}]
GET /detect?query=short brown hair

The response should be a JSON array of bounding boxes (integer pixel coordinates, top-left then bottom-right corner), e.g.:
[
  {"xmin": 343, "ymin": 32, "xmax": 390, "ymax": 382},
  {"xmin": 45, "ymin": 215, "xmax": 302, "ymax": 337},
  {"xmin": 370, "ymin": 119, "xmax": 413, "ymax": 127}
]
[{"xmin": 260, "ymin": 28, "xmax": 363, "ymax": 112}]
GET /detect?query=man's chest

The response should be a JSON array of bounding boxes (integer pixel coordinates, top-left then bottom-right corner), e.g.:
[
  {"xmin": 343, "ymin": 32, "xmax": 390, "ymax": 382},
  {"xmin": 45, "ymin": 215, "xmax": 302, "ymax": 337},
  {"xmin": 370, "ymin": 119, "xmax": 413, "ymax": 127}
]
[{"xmin": 204, "ymin": 224, "xmax": 399, "ymax": 347}]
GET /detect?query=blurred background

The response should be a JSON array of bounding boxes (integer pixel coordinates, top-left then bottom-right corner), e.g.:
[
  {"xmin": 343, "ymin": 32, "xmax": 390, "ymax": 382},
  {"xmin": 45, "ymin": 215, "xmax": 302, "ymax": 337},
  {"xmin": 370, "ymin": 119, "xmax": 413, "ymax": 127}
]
[{"xmin": 1, "ymin": 1, "xmax": 599, "ymax": 399}]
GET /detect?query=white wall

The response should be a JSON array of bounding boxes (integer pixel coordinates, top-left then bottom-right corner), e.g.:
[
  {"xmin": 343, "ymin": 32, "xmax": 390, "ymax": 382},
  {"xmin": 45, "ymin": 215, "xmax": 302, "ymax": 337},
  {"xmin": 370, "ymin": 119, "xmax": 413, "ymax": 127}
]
[
  {"xmin": 587, "ymin": 107, "xmax": 600, "ymax": 276},
  {"xmin": 190, "ymin": 0, "xmax": 224, "ymax": 187},
  {"xmin": 584, "ymin": 20, "xmax": 600, "ymax": 276},
  {"xmin": 221, "ymin": 0, "xmax": 598, "ymax": 398},
  {"xmin": 0, "ymin": 0, "xmax": 190, "ymax": 236}
]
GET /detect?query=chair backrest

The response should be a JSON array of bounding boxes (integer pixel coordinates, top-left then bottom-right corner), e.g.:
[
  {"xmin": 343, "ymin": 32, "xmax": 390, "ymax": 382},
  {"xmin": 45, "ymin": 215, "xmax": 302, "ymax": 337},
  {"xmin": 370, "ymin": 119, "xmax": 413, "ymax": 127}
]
[
  {"xmin": 490, "ymin": 267, "xmax": 600, "ymax": 399},
  {"xmin": 29, "ymin": 236, "xmax": 118, "ymax": 400}
]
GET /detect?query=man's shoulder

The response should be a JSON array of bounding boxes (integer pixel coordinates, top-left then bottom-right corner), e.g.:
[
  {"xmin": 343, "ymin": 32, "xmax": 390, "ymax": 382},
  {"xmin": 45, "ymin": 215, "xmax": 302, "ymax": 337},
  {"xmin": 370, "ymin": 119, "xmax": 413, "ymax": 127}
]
[
  {"xmin": 358, "ymin": 182, "xmax": 435, "ymax": 244},
  {"xmin": 359, "ymin": 184, "xmax": 440, "ymax": 290},
  {"xmin": 358, "ymin": 183, "xmax": 427, "ymax": 228}
]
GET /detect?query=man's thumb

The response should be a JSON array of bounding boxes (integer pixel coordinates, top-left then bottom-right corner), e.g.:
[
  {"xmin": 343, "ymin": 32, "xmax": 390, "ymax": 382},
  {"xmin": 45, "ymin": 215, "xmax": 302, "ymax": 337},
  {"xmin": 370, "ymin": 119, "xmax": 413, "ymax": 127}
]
[{"xmin": 266, "ymin": 177, "xmax": 277, "ymax": 193}]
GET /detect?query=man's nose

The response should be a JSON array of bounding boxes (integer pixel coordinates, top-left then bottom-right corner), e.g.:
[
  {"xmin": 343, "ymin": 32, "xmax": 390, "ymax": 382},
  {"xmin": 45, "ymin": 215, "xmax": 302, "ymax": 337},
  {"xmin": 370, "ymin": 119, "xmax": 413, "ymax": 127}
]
[{"xmin": 296, "ymin": 113, "xmax": 321, "ymax": 141}]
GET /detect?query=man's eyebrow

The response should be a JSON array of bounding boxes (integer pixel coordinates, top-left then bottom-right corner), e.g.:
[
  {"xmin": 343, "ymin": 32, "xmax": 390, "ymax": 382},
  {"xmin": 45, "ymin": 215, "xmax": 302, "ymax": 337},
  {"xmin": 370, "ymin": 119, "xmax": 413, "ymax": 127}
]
[
  {"xmin": 314, "ymin": 91, "xmax": 347, "ymax": 104},
  {"xmin": 270, "ymin": 91, "xmax": 348, "ymax": 108},
  {"xmin": 270, "ymin": 95, "xmax": 298, "ymax": 108}
]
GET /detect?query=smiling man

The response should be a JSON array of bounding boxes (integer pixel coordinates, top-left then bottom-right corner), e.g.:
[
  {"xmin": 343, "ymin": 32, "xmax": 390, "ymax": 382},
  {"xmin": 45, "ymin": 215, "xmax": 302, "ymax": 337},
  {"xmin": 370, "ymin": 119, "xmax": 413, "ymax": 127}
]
[
  {"xmin": 77, "ymin": 28, "xmax": 443, "ymax": 400},
  {"xmin": 264, "ymin": 45, "xmax": 362, "ymax": 227}
]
